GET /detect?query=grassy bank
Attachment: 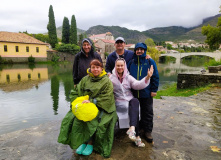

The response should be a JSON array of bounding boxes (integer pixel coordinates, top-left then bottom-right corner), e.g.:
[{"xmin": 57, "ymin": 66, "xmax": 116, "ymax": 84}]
[{"xmin": 154, "ymin": 83, "xmax": 221, "ymax": 99}]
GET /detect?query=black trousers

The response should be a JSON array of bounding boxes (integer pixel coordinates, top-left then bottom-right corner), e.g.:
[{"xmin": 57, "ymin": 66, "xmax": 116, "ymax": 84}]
[
  {"xmin": 138, "ymin": 97, "xmax": 153, "ymax": 133},
  {"xmin": 128, "ymin": 98, "xmax": 140, "ymax": 136}
]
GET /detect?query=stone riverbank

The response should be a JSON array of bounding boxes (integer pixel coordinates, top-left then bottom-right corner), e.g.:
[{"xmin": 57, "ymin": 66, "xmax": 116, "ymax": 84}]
[{"xmin": 0, "ymin": 88, "xmax": 221, "ymax": 160}]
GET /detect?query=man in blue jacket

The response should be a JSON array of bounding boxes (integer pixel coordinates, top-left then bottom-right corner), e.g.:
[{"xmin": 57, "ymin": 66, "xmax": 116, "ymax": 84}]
[
  {"xmin": 105, "ymin": 37, "xmax": 133, "ymax": 76},
  {"xmin": 128, "ymin": 42, "xmax": 159, "ymax": 143}
]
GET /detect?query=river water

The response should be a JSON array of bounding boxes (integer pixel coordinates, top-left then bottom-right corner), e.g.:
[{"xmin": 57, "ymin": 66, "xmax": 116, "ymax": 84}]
[{"xmin": 0, "ymin": 57, "xmax": 210, "ymax": 135}]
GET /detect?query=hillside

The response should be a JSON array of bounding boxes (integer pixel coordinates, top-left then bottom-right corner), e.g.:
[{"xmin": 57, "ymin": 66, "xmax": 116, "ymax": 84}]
[
  {"xmin": 55, "ymin": 14, "xmax": 220, "ymax": 43},
  {"xmin": 85, "ymin": 14, "xmax": 221, "ymax": 43}
]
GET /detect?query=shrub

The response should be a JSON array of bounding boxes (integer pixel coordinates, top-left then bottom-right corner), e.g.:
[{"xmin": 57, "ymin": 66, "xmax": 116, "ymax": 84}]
[
  {"xmin": 55, "ymin": 43, "xmax": 80, "ymax": 55},
  {"xmin": 28, "ymin": 55, "xmax": 35, "ymax": 63},
  {"xmin": 0, "ymin": 56, "xmax": 4, "ymax": 64},
  {"xmin": 52, "ymin": 54, "xmax": 60, "ymax": 62}
]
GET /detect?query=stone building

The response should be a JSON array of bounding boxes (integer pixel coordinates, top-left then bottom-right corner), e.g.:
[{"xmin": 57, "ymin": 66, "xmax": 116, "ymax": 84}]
[{"xmin": 89, "ymin": 32, "xmax": 115, "ymax": 60}]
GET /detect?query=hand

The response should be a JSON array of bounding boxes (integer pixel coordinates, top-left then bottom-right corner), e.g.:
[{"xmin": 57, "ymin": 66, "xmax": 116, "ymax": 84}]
[
  {"xmin": 82, "ymin": 100, "xmax": 90, "ymax": 104},
  {"xmin": 145, "ymin": 65, "xmax": 154, "ymax": 80},
  {"xmin": 146, "ymin": 54, "xmax": 151, "ymax": 59},
  {"xmin": 151, "ymin": 92, "xmax": 157, "ymax": 97},
  {"xmin": 108, "ymin": 73, "xmax": 112, "ymax": 77}
]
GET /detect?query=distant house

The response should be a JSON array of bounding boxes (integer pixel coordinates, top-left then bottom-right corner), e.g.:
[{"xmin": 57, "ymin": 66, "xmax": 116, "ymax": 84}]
[
  {"xmin": 89, "ymin": 32, "xmax": 115, "ymax": 59},
  {"xmin": 89, "ymin": 32, "xmax": 114, "ymax": 41},
  {"xmin": 0, "ymin": 31, "xmax": 48, "ymax": 62}
]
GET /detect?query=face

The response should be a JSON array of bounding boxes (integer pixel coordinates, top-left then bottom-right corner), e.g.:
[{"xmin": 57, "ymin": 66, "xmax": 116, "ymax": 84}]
[
  {"xmin": 135, "ymin": 48, "xmax": 145, "ymax": 56},
  {"xmin": 116, "ymin": 60, "xmax": 125, "ymax": 75},
  {"xmin": 82, "ymin": 41, "xmax": 91, "ymax": 54},
  {"xmin": 114, "ymin": 40, "xmax": 125, "ymax": 51},
  {"xmin": 91, "ymin": 65, "xmax": 102, "ymax": 77}
]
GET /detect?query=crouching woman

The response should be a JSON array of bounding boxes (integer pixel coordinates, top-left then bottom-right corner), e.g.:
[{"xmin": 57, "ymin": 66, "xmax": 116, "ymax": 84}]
[{"xmin": 58, "ymin": 59, "xmax": 118, "ymax": 158}]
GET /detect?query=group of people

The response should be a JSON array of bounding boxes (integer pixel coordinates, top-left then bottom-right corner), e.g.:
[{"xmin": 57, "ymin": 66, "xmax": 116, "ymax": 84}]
[{"xmin": 58, "ymin": 37, "xmax": 159, "ymax": 157}]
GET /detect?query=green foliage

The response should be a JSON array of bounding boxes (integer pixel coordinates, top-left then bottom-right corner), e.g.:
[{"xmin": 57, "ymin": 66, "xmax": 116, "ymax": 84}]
[
  {"xmin": 146, "ymin": 47, "xmax": 160, "ymax": 61},
  {"xmin": 47, "ymin": 5, "xmax": 58, "ymax": 48},
  {"xmin": 154, "ymin": 83, "xmax": 219, "ymax": 99},
  {"xmin": 0, "ymin": 56, "xmax": 4, "ymax": 64},
  {"xmin": 70, "ymin": 15, "xmax": 78, "ymax": 45},
  {"xmin": 104, "ymin": 52, "xmax": 109, "ymax": 58},
  {"xmin": 52, "ymin": 54, "xmax": 60, "ymax": 62},
  {"xmin": 145, "ymin": 38, "xmax": 155, "ymax": 47},
  {"xmin": 62, "ymin": 17, "xmax": 70, "ymax": 44},
  {"xmin": 55, "ymin": 43, "xmax": 80, "ymax": 54},
  {"xmin": 166, "ymin": 44, "xmax": 172, "ymax": 50},
  {"xmin": 204, "ymin": 58, "xmax": 221, "ymax": 69},
  {"xmin": 28, "ymin": 55, "xmax": 35, "ymax": 63},
  {"xmin": 33, "ymin": 34, "xmax": 49, "ymax": 43},
  {"xmin": 202, "ymin": 16, "xmax": 221, "ymax": 50}
]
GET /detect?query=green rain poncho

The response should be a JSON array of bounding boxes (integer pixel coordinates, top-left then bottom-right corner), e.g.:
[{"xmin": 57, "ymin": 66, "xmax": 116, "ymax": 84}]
[{"xmin": 58, "ymin": 69, "xmax": 118, "ymax": 157}]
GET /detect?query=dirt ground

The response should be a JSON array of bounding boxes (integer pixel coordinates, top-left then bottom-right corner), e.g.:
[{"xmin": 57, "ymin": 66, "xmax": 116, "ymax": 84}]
[{"xmin": 0, "ymin": 87, "xmax": 221, "ymax": 160}]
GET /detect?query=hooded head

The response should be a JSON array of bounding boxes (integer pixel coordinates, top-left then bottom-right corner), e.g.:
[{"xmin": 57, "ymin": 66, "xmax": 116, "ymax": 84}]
[
  {"xmin": 134, "ymin": 42, "xmax": 147, "ymax": 58},
  {"xmin": 112, "ymin": 58, "xmax": 128, "ymax": 82},
  {"xmin": 81, "ymin": 38, "xmax": 93, "ymax": 54}
]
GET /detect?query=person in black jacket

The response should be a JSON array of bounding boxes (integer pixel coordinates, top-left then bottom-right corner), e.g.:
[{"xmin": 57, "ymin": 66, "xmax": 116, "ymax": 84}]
[{"xmin": 73, "ymin": 38, "xmax": 102, "ymax": 85}]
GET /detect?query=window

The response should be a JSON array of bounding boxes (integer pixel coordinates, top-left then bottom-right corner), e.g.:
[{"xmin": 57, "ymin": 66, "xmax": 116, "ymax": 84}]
[
  {"xmin": 26, "ymin": 46, "xmax": 29, "ymax": 52},
  {"xmin": 17, "ymin": 74, "xmax": 21, "ymax": 81},
  {"xmin": 4, "ymin": 45, "xmax": 7, "ymax": 52},
  {"xmin": 15, "ymin": 46, "xmax": 19, "ymax": 52},
  {"xmin": 36, "ymin": 47, "xmax": 39, "ymax": 53},
  {"xmin": 28, "ymin": 73, "xmax": 31, "ymax": 79},
  {"xmin": 38, "ymin": 73, "xmax": 41, "ymax": 79}
]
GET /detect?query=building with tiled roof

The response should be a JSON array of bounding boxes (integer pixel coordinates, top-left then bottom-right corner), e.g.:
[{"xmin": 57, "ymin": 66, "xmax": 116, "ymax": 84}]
[{"xmin": 0, "ymin": 31, "xmax": 48, "ymax": 62}]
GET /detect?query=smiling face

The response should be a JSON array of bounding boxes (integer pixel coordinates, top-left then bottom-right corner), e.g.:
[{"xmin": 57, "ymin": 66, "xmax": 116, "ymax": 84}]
[
  {"xmin": 82, "ymin": 41, "xmax": 91, "ymax": 54},
  {"xmin": 135, "ymin": 47, "xmax": 145, "ymax": 56},
  {"xmin": 116, "ymin": 60, "xmax": 125, "ymax": 75},
  {"xmin": 91, "ymin": 65, "xmax": 102, "ymax": 77}
]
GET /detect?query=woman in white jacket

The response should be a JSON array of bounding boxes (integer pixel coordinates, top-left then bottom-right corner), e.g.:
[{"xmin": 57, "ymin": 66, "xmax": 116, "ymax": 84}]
[{"xmin": 109, "ymin": 58, "xmax": 153, "ymax": 147}]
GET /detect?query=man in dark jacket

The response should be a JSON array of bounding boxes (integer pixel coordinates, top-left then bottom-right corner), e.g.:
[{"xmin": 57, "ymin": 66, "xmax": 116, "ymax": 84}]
[
  {"xmin": 105, "ymin": 37, "xmax": 133, "ymax": 76},
  {"xmin": 73, "ymin": 38, "xmax": 102, "ymax": 84},
  {"xmin": 128, "ymin": 42, "xmax": 159, "ymax": 143}
]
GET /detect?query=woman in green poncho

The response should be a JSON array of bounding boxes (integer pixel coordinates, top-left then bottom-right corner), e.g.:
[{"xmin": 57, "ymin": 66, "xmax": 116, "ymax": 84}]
[{"xmin": 58, "ymin": 59, "xmax": 118, "ymax": 158}]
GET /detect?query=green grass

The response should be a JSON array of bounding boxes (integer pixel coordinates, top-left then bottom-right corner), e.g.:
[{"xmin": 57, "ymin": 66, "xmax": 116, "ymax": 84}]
[
  {"xmin": 154, "ymin": 83, "xmax": 220, "ymax": 99},
  {"xmin": 204, "ymin": 59, "xmax": 221, "ymax": 69}
]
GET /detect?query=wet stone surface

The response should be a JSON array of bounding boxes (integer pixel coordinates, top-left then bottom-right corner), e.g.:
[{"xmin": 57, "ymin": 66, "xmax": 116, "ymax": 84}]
[{"xmin": 0, "ymin": 88, "xmax": 221, "ymax": 160}]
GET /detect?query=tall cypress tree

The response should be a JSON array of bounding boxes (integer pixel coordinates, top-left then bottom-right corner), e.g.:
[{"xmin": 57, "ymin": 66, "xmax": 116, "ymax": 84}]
[
  {"xmin": 47, "ymin": 5, "xmax": 58, "ymax": 48},
  {"xmin": 62, "ymin": 17, "xmax": 70, "ymax": 44},
  {"xmin": 70, "ymin": 15, "xmax": 78, "ymax": 45}
]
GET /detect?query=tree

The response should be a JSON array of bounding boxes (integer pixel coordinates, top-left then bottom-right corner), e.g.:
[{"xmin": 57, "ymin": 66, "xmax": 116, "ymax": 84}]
[
  {"xmin": 202, "ymin": 16, "xmax": 221, "ymax": 50},
  {"xmin": 47, "ymin": 5, "xmax": 58, "ymax": 48},
  {"xmin": 70, "ymin": 15, "xmax": 78, "ymax": 45},
  {"xmin": 145, "ymin": 38, "xmax": 155, "ymax": 47},
  {"xmin": 166, "ymin": 44, "xmax": 173, "ymax": 50},
  {"xmin": 62, "ymin": 17, "xmax": 70, "ymax": 44}
]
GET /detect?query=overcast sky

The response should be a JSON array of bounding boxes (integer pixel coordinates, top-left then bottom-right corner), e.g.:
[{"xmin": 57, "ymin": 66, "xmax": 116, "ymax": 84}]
[{"xmin": 0, "ymin": 0, "xmax": 220, "ymax": 34}]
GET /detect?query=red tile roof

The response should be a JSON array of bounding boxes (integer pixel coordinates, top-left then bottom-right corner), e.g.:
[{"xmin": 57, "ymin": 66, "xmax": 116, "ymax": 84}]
[{"xmin": 0, "ymin": 31, "xmax": 47, "ymax": 45}]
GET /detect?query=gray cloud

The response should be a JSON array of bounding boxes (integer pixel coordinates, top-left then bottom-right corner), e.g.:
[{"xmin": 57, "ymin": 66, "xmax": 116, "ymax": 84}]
[{"xmin": 0, "ymin": 0, "xmax": 220, "ymax": 33}]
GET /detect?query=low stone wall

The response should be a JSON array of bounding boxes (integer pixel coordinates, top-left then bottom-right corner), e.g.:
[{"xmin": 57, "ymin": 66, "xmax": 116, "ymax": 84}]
[
  {"xmin": 47, "ymin": 51, "xmax": 75, "ymax": 62},
  {"xmin": 2, "ymin": 57, "xmax": 47, "ymax": 63},
  {"xmin": 177, "ymin": 72, "xmax": 221, "ymax": 89}
]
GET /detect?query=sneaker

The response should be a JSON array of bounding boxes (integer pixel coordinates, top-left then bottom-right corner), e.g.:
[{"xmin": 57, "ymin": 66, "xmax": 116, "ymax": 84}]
[
  {"xmin": 76, "ymin": 144, "xmax": 86, "ymax": 155},
  {"xmin": 135, "ymin": 138, "xmax": 145, "ymax": 147},
  {"xmin": 126, "ymin": 129, "xmax": 136, "ymax": 141},
  {"xmin": 144, "ymin": 132, "xmax": 153, "ymax": 143},
  {"xmin": 82, "ymin": 144, "xmax": 93, "ymax": 156}
]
